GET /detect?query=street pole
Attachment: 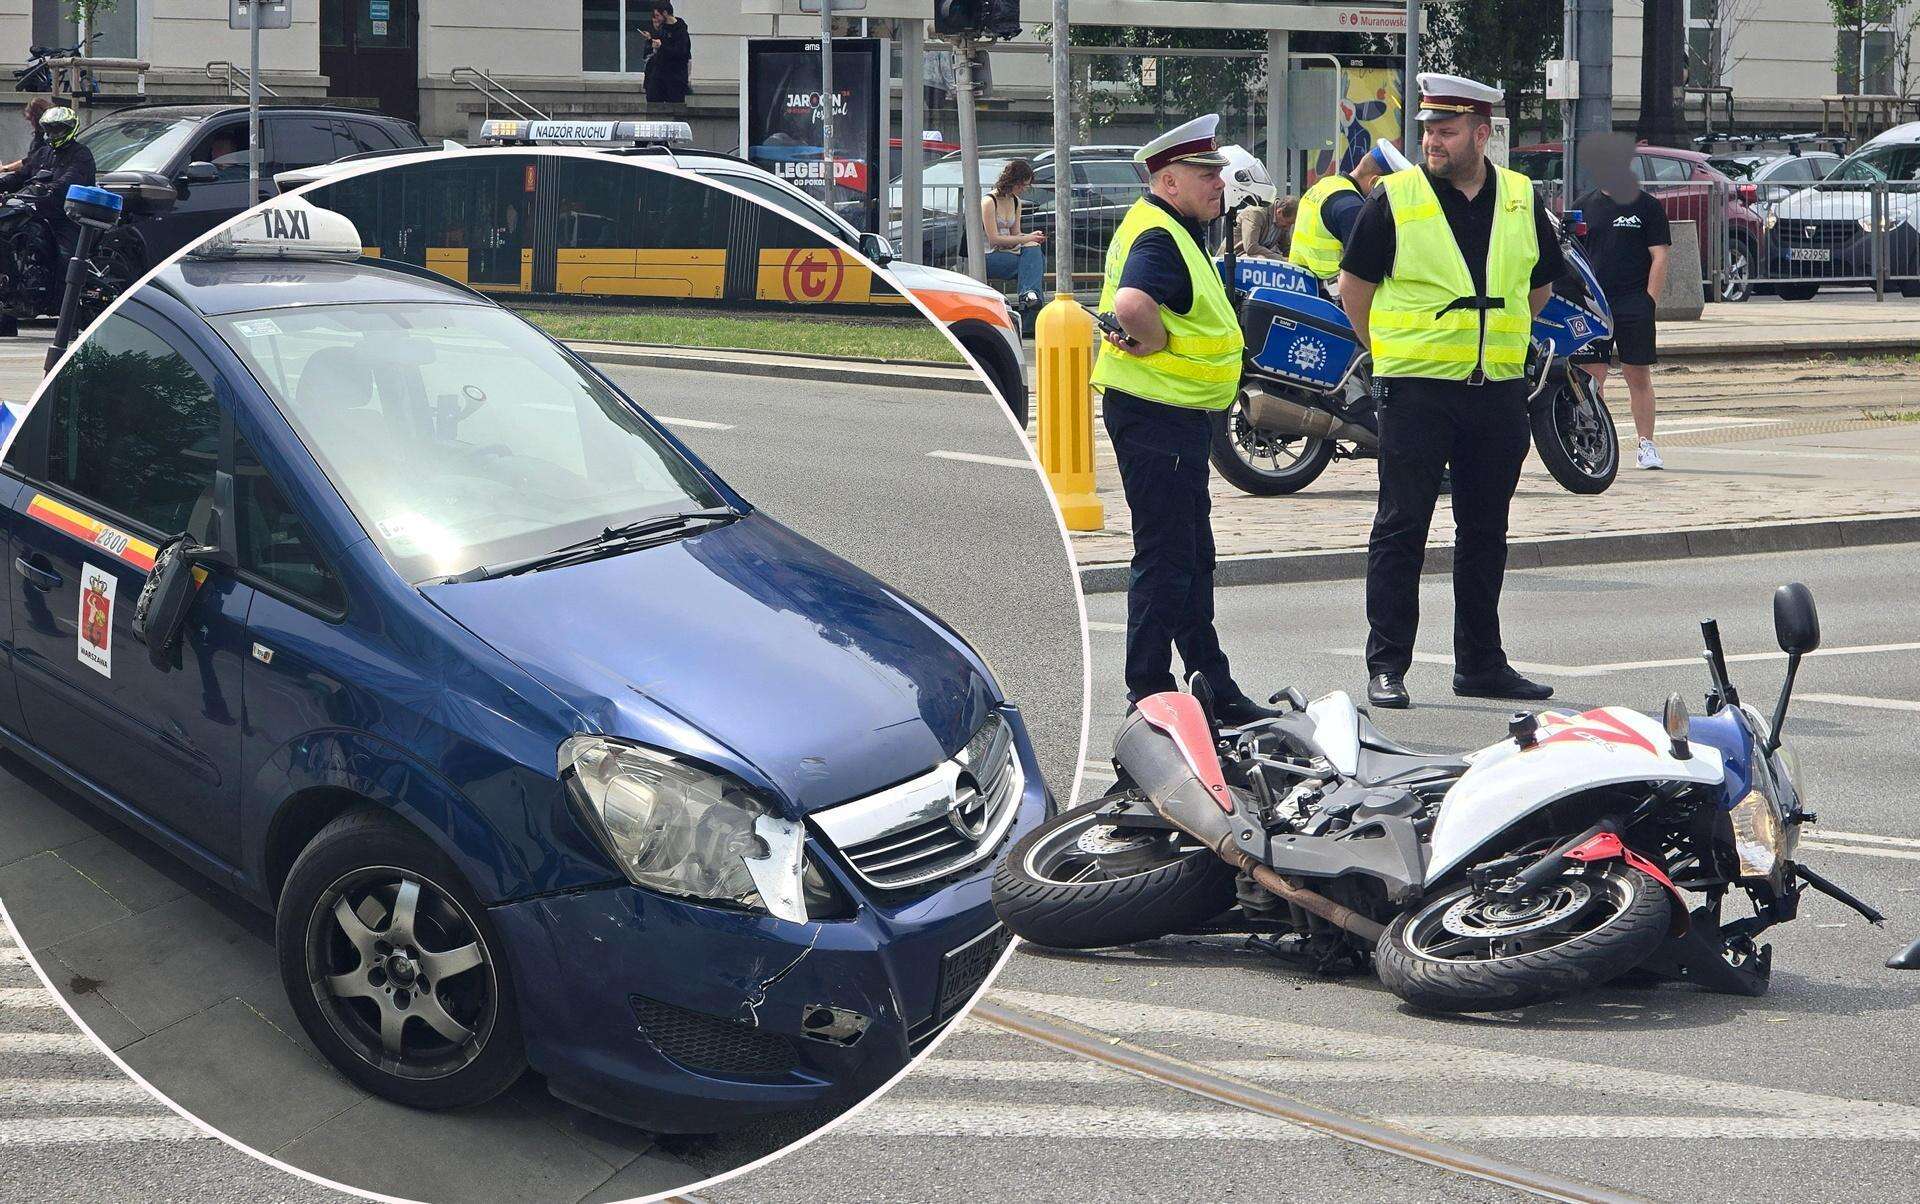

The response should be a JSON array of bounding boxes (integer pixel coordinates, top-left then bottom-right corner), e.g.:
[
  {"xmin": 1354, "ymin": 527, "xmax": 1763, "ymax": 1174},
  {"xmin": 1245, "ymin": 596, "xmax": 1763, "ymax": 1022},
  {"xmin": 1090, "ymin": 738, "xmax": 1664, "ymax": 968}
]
[
  {"xmin": 956, "ymin": 40, "xmax": 987, "ymax": 280},
  {"xmin": 1051, "ymin": 0, "xmax": 1070, "ymax": 295},
  {"xmin": 1267, "ymin": 31, "xmax": 1289, "ymax": 195},
  {"xmin": 902, "ymin": 18, "xmax": 924, "ymax": 264},
  {"xmin": 248, "ymin": 0, "xmax": 262, "ymax": 206},
  {"xmin": 1402, "ymin": 0, "xmax": 1419, "ymax": 152},
  {"xmin": 819, "ymin": 0, "xmax": 835, "ymax": 208},
  {"xmin": 1571, "ymin": 0, "xmax": 1614, "ymax": 197}
]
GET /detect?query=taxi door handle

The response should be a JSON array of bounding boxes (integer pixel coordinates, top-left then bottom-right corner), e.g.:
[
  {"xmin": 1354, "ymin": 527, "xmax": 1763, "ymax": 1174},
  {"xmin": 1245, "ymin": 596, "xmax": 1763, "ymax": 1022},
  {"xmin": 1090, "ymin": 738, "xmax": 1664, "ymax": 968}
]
[{"xmin": 15, "ymin": 556, "xmax": 61, "ymax": 592}]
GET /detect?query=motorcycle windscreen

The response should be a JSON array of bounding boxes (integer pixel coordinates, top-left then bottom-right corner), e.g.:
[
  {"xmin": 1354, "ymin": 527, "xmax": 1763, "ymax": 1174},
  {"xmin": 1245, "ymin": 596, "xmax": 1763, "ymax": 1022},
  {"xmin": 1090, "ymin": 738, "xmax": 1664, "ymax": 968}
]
[{"xmin": 1241, "ymin": 284, "xmax": 1360, "ymax": 391}]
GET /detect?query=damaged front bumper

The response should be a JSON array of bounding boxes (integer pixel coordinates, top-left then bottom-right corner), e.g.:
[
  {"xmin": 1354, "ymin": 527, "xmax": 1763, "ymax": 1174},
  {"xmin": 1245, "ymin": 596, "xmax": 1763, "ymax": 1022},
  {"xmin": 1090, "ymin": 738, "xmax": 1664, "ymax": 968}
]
[{"xmin": 488, "ymin": 723, "xmax": 1049, "ymax": 1133}]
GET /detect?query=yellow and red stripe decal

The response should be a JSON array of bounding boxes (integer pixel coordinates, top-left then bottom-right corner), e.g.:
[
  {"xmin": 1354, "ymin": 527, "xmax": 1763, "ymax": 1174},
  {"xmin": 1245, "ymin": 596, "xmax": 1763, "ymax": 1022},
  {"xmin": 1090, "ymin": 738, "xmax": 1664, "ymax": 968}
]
[{"xmin": 27, "ymin": 494, "xmax": 157, "ymax": 571}]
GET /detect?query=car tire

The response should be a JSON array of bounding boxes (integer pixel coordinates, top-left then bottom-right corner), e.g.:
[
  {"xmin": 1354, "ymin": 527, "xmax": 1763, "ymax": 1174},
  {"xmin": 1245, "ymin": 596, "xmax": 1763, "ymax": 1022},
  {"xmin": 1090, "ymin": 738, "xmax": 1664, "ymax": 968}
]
[
  {"xmin": 1719, "ymin": 236, "xmax": 1754, "ymax": 303},
  {"xmin": 953, "ymin": 319, "xmax": 1030, "ymax": 429},
  {"xmin": 1777, "ymin": 283, "xmax": 1820, "ymax": 301},
  {"xmin": 276, "ymin": 808, "xmax": 527, "ymax": 1110}
]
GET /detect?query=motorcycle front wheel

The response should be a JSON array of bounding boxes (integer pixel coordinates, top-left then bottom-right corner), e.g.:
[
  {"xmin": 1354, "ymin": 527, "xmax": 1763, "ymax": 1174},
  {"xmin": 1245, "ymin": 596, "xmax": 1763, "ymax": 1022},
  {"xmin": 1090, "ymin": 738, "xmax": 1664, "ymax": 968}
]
[
  {"xmin": 1375, "ymin": 861, "xmax": 1670, "ymax": 1014},
  {"xmin": 992, "ymin": 797, "xmax": 1237, "ymax": 949},
  {"xmin": 1529, "ymin": 368, "xmax": 1619, "ymax": 494},
  {"xmin": 1207, "ymin": 397, "xmax": 1337, "ymax": 495}
]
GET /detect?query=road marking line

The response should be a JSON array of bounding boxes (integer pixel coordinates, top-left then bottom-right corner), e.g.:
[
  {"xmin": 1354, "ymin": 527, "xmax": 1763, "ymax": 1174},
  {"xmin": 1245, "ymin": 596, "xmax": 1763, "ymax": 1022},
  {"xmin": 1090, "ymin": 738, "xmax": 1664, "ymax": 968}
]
[
  {"xmin": 1686, "ymin": 447, "xmax": 1920, "ymax": 463},
  {"xmin": 1800, "ymin": 692, "xmax": 1920, "ymax": 712},
  {"xmin": 0, "ymin": 1033, "xmax": 97, "ymax": 1055},
  {"xmin": 988, "ymin": 990, "xmax": 1920, "ymax": 1127},
  {"xmin": 1332, "ymin": 641, "xmax": 1920, "ymax": 679},
  {"xmin": 843, "ymin": 1102, "xmax": 1920, "ymax": 1143},
  {"xmin": 0, "ymin": 1116, "xmax": 207, "ymax": 1145},
  {"xmin": 1800, "ymin": 839, "xmax": 1920, "ymax": 862},
  {"xmin": 913, "ymin": 1057, "xmax": 1547, "ymax": 1086},
  {"xmin": 653, "ymin": 416, "xmax": 735, "ymax": 430},
  {"xmin": 927, "ymin": 449, "xmax": 1038, "ymax": 470},
  {"xmin": 0, "ymin": 986, "xmax": 58, "ymax": 1010},
  {"xmin": 0, "ymin": 1077, "xmax": 159, "ymax": 1107},
  {"xmin": 1811, "ymin": 829, "xmax": 1920, "ymax": 849}
]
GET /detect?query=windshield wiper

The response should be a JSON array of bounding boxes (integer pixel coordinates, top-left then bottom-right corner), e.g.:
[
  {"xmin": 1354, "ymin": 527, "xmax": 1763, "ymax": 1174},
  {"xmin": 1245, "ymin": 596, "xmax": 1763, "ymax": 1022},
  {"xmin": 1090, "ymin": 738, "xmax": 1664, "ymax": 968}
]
[{"xmin": 437, "ymin": 507, "xmax": 741, "ymax": 583}]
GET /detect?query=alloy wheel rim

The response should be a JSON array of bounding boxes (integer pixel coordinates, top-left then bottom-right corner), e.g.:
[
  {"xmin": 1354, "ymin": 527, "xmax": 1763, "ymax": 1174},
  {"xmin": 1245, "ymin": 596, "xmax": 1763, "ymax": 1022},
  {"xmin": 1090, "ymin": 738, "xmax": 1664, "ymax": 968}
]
[
  {"xmin": 1229, "ymin": 401, "xmax": 1319, "ymax": 477},
  {"xmin": 1024, "ymin": 812, "xmax": 1206, "ymax": 886},
  {"xmin": 1402, "ymin": 868, "xmax": 1637, "ymax": 965},
  {"xmin": 304, "ymin": 865, "xmax": 498, "ymax": 1081}
]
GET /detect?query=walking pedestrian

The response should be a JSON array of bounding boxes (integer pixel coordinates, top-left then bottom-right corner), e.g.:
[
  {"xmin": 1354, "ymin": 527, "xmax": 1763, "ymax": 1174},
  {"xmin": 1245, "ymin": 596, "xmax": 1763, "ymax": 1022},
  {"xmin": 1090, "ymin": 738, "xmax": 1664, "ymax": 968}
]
[
  {"xmin": 643, "ymin": 2, "xmax": 692, "ymax": 104},
  {"xmin": 1573, "ymin": 134, "xmax": 1670, "ymax": 469},
  {"xmin": 1336, "ymin": 74, "xmax": 1567, "ymax": 709},
  {"xmin": 981, "ymin": 158, "xmax": 1047, "ymax": 315},
  {"xmin": 1093, "ymin": 114, "xmax": 1281, "ymax": 724}
]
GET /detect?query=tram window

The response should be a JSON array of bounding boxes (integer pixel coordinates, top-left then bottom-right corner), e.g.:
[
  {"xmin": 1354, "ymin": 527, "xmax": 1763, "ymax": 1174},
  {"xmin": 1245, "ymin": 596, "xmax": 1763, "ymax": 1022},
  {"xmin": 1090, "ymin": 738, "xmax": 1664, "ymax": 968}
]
[{"xmin": 706, "ymin": 171, "xmax": 854, "ymax": 243}]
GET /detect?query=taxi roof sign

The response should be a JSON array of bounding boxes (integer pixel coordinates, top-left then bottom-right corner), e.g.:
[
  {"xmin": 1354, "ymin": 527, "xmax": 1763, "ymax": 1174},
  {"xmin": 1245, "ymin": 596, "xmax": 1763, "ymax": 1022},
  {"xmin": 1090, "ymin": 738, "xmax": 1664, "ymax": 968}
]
[
  {"xmin": 479, "ymin": 119, "xmax": 693, "ymax": 148},
  {"xmin": 189, "ymin": 197, "xmax": 363, "ymax": 261}
]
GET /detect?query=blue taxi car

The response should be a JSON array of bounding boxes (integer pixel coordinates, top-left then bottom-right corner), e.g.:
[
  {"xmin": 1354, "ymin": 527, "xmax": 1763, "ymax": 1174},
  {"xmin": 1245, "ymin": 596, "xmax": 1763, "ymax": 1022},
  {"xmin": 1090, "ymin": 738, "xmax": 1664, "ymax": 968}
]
[{"xmin": 0, "ymin": 199, "xmax": 1045, "ymax": 1129}]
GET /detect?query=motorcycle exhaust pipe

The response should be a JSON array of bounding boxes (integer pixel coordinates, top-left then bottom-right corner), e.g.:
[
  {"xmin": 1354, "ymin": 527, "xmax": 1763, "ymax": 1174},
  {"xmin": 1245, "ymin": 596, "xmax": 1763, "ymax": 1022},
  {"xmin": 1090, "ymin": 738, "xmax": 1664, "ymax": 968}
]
[
  {"xmin": 1114, "ymin": 707, "xmax": 1387, "ymax": 946},
  {"xmin": 1245, "ymin": 389, "xmax": 1378, "ymax": 448}
]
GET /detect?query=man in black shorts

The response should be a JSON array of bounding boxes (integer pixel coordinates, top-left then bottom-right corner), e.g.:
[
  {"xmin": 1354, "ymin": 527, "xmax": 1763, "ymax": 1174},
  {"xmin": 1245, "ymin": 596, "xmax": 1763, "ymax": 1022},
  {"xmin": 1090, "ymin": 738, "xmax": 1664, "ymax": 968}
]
[{"xmin": 1574, "ymin": 136, "xmax": 1670, "ymax": 469}]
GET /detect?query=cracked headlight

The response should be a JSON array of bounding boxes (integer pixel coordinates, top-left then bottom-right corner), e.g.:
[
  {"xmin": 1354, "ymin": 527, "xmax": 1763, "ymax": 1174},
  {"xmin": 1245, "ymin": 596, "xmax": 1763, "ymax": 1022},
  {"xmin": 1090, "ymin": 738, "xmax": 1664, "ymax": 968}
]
[
  {"xmin": 1728, "ymin": 780, "xmax": 1794, "ymax": 882},
  {"xmin": 560, "ymin": 736, "xmax": 810, "ymax": 923}
]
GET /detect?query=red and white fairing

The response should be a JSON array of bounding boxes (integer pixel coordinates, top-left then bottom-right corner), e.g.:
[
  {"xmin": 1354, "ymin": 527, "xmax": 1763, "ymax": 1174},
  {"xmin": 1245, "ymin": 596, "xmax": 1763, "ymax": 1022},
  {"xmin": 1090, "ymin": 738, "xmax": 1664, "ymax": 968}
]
[{"xmin": 1426, "ymin": 707, "xmax": 1726, "ymax": 885}]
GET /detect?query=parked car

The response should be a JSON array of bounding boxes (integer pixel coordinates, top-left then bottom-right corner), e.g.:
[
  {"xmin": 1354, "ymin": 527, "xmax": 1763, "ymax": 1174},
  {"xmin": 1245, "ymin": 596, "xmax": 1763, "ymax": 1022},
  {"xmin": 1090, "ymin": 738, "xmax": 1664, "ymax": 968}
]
[
  {"xmin": 0, "ymin": 198, "xmax": 1043, "ymax": 1131},
  {"xmin": 1510, "ymin": 141, "xmax": 1767, "ymax": 302},
  {"xmin": 1706, "ymin": 148, "xmax": 1841, "ymax": 219},
  {"xmin": 1761, "ymin": 123, "xmax": 1920, "ymax": 299},
  {"xmin": 886, "ymin": 146, "xmax": 1147, "ymax": 278},
  {"xmin": 76, "ymin": 103, "xmax": 424, "ymax": 294}
]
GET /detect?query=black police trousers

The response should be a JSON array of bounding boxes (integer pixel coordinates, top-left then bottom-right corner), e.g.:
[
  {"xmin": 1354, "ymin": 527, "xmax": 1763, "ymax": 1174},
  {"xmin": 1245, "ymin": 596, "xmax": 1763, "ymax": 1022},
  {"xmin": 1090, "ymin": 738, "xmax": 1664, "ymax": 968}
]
[
  {"xmin": 1104, "ymin": 388, "xmax": 1239, "ymax": 703},
  {"xmin": 1364, "ymin": 376, "xmax": 1531, "ymax": 680}
]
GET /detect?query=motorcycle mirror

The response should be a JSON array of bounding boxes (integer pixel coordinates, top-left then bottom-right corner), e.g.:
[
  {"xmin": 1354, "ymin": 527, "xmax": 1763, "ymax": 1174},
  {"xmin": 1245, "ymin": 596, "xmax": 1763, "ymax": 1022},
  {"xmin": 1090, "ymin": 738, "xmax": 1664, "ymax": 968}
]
[
  {"xmin": 1663, "ymin": 693, "xmax": 1692, "ymax": 759},
  {"xmin": 1889, "ymin": 936, "xmax": 1920, "ymax": 970},
  {"xmin": 1184, "ymin": 671, "xmax": 1219, "ymax": 732},
  {"xmin": 1773, "ymin": 582, "xmax": 1820, "ymax": 655}
]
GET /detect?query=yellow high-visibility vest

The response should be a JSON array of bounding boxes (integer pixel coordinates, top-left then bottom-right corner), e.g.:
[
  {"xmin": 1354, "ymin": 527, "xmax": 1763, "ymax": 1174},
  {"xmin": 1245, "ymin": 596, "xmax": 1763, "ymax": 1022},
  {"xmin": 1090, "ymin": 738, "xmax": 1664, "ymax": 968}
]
[
  {"xmin": 1288, "ymin": 173, "xmax": 1360, "ymax": 280},
  {"xmin": 1090, "ymin": 199, "xmax": 1244, "ymax": 411},
  {"xmin": 1369, "ymin": 166, "xmax": 1538, "ymax": 382}
]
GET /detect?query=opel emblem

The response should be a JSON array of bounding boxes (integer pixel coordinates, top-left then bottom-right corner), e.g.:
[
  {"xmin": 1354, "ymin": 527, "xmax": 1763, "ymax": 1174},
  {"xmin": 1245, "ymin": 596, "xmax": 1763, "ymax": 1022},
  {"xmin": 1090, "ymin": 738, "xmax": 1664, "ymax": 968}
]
[
  {"xmin": 1804, "ymin": 225, "xmax": 1816, "ymax": 240},
  {"xmin": 948, "ymin": 776, "xmax": 989, "ymax": 839}
]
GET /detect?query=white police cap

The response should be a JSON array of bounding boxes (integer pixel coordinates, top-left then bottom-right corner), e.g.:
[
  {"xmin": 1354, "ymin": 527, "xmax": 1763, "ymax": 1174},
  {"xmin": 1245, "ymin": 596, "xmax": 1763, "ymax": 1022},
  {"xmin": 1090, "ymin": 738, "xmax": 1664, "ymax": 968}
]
[
  {"xmin": 1415, "ymin": 73, "xmax": 1503, "ymax": 122},
  {"xmin": 1136, "ymin": 114, "xmax": 1230, "ymax": 174}
]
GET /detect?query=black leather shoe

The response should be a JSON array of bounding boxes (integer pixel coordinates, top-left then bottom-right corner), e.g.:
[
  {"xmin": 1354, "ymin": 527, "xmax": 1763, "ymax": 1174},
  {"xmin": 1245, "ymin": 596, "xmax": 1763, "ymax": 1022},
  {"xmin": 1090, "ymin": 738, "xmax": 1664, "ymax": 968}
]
[
  {"xmin": 1367, "ymin": 673, "xmax": 1410, "ymax": 709},
  {"xmin": 1453, "ymin": 667, "xmax": 1554, "ymax": 701},
  {"xmin": 1214, "ymin": 694, "xmax": 1285, "ymax": 725}
]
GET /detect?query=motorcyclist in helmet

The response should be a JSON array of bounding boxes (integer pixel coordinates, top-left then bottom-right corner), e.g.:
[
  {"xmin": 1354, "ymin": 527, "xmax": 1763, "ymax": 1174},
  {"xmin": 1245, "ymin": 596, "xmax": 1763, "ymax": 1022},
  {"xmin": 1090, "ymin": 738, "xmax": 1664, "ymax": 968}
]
[
  {"xmin": 0, "ymin": 105, "xmax": 98, "ymax": 323},
  {"xmin": 1220, "ymin": 145, "xmax": 1285, "ymax": 257}
]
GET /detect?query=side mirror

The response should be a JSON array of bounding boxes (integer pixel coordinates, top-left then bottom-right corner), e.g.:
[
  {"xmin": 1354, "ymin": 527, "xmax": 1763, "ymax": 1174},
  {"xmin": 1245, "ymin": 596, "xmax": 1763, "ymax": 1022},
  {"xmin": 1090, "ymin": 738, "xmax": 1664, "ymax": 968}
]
[
  {"xmin": 1773, "ymin": 581, "xmax": 1820, "ymax": 654},
  {"xmin": 131, "ymin": 535, "xmax": 208, "ymax": 669},
  {"xmin": 857, "ymin": 231, "xmax": 895, "ymax": 265},
  {"xmin": 177, "ymin": 161, "xmax": 219, "ymax": 185}
]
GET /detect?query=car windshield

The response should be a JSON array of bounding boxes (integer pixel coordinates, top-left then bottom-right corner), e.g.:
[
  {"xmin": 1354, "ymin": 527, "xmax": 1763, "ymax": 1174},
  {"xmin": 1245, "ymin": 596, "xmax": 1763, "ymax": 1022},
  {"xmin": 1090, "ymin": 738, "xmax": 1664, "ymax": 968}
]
[
  {"xmin": 211, "ymin": 301, "xmax": 726, "ymax": 583},
  {"xmin": 1830, "ymin": 143, "xmax": 1920, "ymax": 182},
  {"xmin": 78, "ymin": 115, "xmax": 203, "ymax": 173}
]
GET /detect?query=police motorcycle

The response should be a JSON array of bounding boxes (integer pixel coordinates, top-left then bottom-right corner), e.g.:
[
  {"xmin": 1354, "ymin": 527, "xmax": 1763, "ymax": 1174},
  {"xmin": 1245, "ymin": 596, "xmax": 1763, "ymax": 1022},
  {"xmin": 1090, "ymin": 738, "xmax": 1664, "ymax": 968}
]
[
  {"xmin": 1205, "ymin": 146, "xmax": 1620, "ymax": 497},
  {"xmin": 993, "ymin": 583, "xmax": 1884, "ymax": 1013},
  {"xmin": 0, "ymin": 177, "xmax": 133, "ymax": 328}
]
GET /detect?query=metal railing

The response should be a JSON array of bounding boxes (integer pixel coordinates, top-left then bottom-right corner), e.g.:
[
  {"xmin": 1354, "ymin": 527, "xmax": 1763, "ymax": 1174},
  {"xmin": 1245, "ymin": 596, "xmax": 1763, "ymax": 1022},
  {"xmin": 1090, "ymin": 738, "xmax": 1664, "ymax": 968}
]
[
  {"xmin": 205, "ymin": 60, "xmax": 278, "ymax": 98},
  {"xmin": 449, "ymin": 66, "xmax": 550, "ymax": 123},
  {"xmin": 888, "ymin": 182, "xmax": 1129, "ymax": 299}
]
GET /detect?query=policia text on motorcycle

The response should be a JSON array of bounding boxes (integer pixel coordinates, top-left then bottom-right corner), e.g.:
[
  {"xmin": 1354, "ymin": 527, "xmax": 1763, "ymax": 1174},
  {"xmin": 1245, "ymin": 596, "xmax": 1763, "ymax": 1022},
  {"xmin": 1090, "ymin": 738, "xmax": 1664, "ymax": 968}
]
[
  {"xmin": 1094, "ymin": 114, "xmax": 1280, "ymax": 726},
  {"xmin": 1336, "ymin": 75, "xmax": 1566, "ymax": 711},
  {"xmin": 0, "ymin": 104, "xmax": 96, "ymax": 335}
]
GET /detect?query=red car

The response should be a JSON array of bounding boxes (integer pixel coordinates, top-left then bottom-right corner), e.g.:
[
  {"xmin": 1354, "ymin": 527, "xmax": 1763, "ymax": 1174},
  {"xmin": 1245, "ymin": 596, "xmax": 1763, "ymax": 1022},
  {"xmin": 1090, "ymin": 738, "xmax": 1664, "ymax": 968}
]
[{"xmin": 1510, "ymin": 141, "xmax": 1767, "ymax": 302}]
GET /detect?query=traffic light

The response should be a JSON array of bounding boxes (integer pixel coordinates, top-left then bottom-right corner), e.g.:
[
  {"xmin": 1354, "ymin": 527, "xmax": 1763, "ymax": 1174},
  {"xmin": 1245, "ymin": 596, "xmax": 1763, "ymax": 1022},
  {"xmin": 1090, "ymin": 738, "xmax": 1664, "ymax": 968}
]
[
  {"xmin": 934, "ymin": 0, "xmax": 986, "ymax": 36},
  {"xmin": 934, "ymin": 0, "xmax": 1018, "ymax": 39}
]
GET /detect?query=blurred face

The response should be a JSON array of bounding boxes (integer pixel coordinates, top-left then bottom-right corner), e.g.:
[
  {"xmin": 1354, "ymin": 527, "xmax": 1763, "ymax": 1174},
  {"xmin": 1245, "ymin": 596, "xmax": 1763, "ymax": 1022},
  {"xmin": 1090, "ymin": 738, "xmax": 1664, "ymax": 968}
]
[
  {"xmin": 1589, "ymin": 135, "xmax": 1639, "ymax": 198},
  {"xmin": 1421, "ymin": 114, "xmax": 1489, "ymax": 181},
  {"xmin": 1159, "ymin": 161, "xmax": 1227, "ymax": 220}
]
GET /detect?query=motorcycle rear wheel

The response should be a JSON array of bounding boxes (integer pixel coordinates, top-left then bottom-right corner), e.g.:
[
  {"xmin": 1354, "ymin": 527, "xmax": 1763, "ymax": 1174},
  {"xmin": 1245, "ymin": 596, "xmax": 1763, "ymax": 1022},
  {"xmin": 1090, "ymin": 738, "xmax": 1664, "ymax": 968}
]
[
  {"xmin": 1207, "ymin": 398, "xmax": 1336, "ymax": 495},
  {"xmin": 1530, "ymin": 369, "xmax": 1618, "ymax": 494},
  {"xmin": 1375, "ymin": 862, "xmax": 1670, "ymax": 1014},
  {"xmin": 992, "ymin": 797, "xmax": 1237, "ymax": 949}
]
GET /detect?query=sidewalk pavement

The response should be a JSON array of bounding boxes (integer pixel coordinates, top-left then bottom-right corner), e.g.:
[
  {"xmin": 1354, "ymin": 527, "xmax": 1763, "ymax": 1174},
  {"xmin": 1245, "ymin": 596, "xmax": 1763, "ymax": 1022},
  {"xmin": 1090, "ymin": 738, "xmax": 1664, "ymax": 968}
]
[
  {"xmin": 1071, "ymin": 363, "xmax": 1920, "ymax": 592},
  {"xmin": 0, "ymin": 327, "xmax": 53, "ymax": 403}
]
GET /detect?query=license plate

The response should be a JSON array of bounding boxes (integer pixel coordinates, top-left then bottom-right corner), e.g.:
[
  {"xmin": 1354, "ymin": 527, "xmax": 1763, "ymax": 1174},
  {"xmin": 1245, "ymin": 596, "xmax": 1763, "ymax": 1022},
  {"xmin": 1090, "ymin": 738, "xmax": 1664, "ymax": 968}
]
[
  {"xmin": 935, "ymin": 923, "xmax": 1011, "ymax": 1023},
  {"xmin": 1788, "ymin": 248, "xmax": 1832, "ymax": 262}
]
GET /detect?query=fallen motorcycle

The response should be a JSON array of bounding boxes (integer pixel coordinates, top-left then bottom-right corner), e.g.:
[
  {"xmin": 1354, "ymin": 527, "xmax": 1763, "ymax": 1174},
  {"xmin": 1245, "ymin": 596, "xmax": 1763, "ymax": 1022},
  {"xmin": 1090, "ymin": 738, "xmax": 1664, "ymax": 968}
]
[
  {"xmin": 1208, "ymin": 209, "xmax": 1619, "ymax": 497},
  {"xmin": 994, "ymin": 583, "xmax": 1881, "ymax": 1013}
]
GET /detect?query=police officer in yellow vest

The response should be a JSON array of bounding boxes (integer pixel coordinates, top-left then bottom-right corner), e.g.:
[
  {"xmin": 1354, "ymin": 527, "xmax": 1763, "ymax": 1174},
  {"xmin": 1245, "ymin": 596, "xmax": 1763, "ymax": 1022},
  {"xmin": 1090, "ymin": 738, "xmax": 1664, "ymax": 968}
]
[
  {"xmin": 1336, "ymin": 74, "xmax": 1567, "ymax": 710},
  {"xmin": 1094, "ymin": 114, "xmax": 1280, "ymax": 723},
  {"xmin": 1289, "ymin": 138, "xmax": 1410, "ymax": 283}
]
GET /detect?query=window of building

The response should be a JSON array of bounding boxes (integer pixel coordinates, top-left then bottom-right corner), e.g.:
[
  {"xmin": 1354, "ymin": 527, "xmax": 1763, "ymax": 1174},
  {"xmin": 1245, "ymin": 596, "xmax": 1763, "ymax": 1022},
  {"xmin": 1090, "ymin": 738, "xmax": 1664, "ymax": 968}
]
[
  {"xmin": 583, "ymin": 0, "xmax": 654, "ymax": 73},
  {"xmin": 1686, "ymin": 0, "xmax": 1723, "ymax": 89}
]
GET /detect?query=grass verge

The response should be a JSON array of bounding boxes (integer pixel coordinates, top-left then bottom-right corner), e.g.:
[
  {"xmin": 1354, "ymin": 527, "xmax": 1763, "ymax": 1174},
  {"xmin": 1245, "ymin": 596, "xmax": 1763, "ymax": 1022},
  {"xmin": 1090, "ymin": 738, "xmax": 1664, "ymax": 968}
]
[{"xmin": 516, "ymin": 307, "xmax": 966, "ymax": 363}]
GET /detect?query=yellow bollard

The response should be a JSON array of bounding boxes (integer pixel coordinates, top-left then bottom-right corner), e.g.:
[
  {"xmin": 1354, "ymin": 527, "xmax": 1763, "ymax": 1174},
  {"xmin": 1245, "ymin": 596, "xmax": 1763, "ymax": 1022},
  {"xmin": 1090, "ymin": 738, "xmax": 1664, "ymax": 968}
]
[{"xmin": 1034, "ymin": 293, "xmax": 1105, "ymax": 532}]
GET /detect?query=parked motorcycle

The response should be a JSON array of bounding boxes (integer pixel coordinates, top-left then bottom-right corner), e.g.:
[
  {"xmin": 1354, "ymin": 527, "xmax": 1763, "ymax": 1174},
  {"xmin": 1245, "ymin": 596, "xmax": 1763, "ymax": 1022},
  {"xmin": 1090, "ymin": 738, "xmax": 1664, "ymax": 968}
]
[
  {"xmin": 0, "ymin": 171, "xmax": 130, "ymax": 327},
  {"xmin": 994, "ymin": 583, "xmax": 1881, "ymax": 1013},
  {"xmin": 1207, "ymin": 210, "xmax": 1619, "ymax": 497}
]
